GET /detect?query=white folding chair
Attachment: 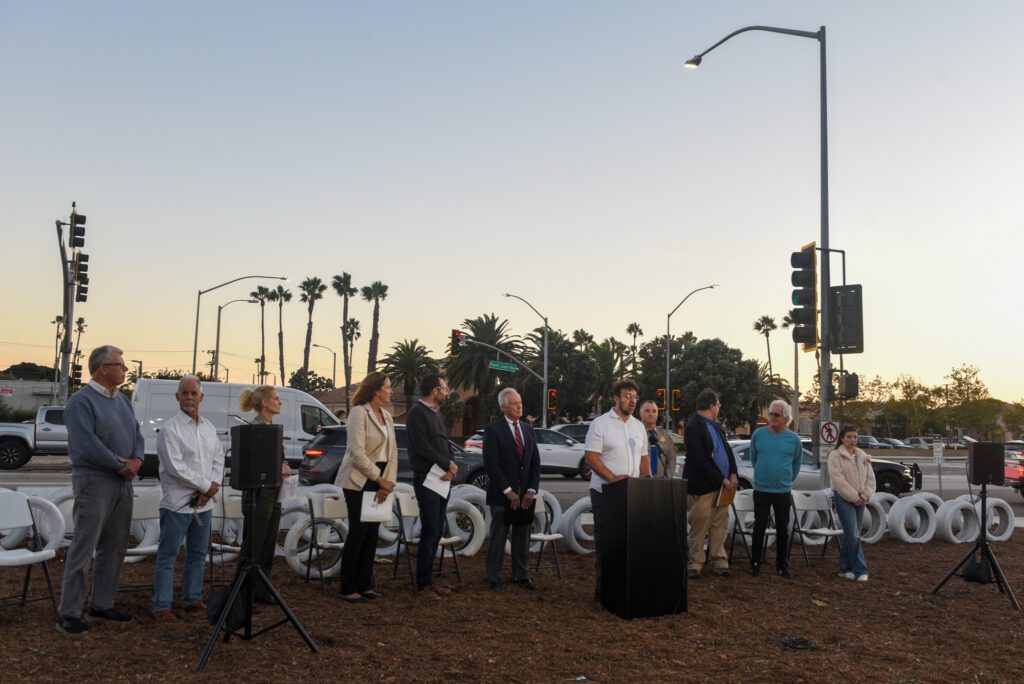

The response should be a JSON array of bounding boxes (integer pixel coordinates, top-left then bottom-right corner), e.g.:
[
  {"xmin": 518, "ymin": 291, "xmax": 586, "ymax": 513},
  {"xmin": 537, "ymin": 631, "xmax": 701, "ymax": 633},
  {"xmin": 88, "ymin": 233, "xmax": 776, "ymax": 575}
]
[
  {"xmin": 392, "ymin": 491, "xmax": 461, "ymax": 587},
  {"xmin": 728, "ymin": 489, "xmax": 776, "ymax": 564},
  {"xmin": 125, "ymin": 486, "xmax": 163, "ymax": 563},
  {"xmin": 207, "ymin": 488, "xmax": 244, "ymax": 588},
  {"xmin": 530, "ymin": 494, "xmax": 563, "ymax": 579},
  {"xmin": 304, "ymin": 490, "xmax": 348, "ymax": 592},
  {"xmin": 0, "ymin": 490, "xmax": 59, "ymax": 618},
  {"xmin": 789, "ymin": 490, "xmax": 845, "ymax": 567}
]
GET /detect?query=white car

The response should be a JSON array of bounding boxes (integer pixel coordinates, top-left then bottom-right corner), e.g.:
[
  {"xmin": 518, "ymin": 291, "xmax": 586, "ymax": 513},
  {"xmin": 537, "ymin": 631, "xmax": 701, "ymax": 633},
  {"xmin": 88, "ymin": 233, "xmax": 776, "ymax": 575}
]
[{"xmin": 535, "ymin": 428, "xmax": 590, "ymax": 479}]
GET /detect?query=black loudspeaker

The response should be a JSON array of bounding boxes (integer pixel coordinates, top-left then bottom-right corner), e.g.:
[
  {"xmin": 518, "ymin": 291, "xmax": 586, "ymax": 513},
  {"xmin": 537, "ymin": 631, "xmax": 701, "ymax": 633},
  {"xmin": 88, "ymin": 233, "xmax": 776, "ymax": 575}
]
[
  {"xmin": 230, "ymin": 424, "xmax": 284, "ymax": 489},
  {"xmin": 967, "ymin": 442, "xmax": 1004, "ymax": 486},
  {"xmin": 600, "ymin": 477, "xmax": 687, "ymax": 619}
]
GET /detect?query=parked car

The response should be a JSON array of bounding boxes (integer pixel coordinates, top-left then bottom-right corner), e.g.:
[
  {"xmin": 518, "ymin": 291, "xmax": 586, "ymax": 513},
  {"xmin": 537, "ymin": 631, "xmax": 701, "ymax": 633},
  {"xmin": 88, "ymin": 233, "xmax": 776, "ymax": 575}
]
[
  {"xmin": 298, "ymin": 424, "xmax": 488, "ymax": 489},
  {"xmin": 548, "ymin": 423, "xmax": 591, "ymax": 443},
  {"xmin": 463, "ymin": 430, "xmax": 484, "ymax": 451},
  {"xmin": 902, "ymin": 436, "xmax": 935, "ymax": 449},
  {"xmin": 878, "ymin": 437, "xmax": 913, "ymax": 449},
  {"xmin": 1004, "ymin": 455, "xmax": 1024, "ymax": 498},
  {"xmin": 678, "ymin": 440, "xmax": 918, "ymax": 496},
  {"xmin": 0, "ymin": 405, "xmax": 68, "ymax": 470},
  {"xmin": 1005, "ymin": 441, "xmax": 1024, "ymax": 459},
  {"xmin": 534, "ymin": 428, "xmax": 590, "ymax": 478}
]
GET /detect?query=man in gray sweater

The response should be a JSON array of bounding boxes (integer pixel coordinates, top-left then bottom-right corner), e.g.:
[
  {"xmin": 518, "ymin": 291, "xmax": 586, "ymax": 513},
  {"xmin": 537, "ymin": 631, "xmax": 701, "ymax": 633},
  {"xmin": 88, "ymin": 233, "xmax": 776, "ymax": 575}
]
[{"xmin": 56, "ymin": 345, "xmax": 144, "ymax": 636}]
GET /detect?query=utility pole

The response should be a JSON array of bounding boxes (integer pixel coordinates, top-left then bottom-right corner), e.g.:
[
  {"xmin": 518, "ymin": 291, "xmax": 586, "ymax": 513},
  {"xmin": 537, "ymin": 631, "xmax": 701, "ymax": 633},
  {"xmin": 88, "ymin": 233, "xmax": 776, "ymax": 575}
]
[{"xmin": 54, "ymin": 202, "xmax": 88, "ymax": 405}]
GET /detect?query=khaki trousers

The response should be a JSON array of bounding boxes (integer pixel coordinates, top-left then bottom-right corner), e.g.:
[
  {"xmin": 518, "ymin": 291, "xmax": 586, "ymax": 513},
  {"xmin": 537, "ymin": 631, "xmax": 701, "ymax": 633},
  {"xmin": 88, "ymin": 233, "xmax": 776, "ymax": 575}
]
[{"xmin": 686, "ymin": 491, "xmax": 730, "ymax": 572}]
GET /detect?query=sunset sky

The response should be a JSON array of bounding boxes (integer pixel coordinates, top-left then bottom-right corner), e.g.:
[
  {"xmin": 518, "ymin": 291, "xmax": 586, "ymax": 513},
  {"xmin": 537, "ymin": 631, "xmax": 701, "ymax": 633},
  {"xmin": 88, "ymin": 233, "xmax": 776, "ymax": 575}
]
[{"xmin": 2, "ymin": 1, "xmax": 1021, "ymax": 402}]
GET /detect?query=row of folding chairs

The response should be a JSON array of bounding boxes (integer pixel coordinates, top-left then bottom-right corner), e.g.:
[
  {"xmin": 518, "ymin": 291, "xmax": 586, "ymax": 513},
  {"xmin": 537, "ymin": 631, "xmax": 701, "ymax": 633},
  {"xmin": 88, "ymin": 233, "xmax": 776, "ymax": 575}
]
[{"xmin": 729, "ymin": 489, "xmax": 845, "ymax": 567}]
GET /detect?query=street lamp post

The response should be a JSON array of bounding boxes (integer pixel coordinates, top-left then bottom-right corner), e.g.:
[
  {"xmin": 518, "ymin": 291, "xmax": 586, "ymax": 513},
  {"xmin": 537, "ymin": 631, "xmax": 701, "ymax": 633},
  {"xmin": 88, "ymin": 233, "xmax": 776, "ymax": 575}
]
[
  {"xmin": 664, "ymin": 284, "xmax": 718, "ymax": 430},
  {"xmin": 503, "ymin": 293, "xmax": 549, "ymax": 428},
  {"xmin": 192, "ymin": 275, "xmax": 287, "ymax": 374},
  {"xmin": 213, "ymin": 299, "xmax": 258, "ymax": 381},
  {"xmin": 312, "ymin": 343, "xmax": 337, "ymax": 389},
  {"xmin": 685, "ymin": 25, "xmax": 832, "ymax": 430}
]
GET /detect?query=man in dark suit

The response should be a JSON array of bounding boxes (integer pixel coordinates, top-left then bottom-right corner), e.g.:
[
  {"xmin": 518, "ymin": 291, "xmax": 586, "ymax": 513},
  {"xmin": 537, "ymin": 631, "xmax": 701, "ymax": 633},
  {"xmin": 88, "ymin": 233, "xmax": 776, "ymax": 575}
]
[{"xmin": 483, "ymin": 388, "xmax": 542, "ymax": 590}]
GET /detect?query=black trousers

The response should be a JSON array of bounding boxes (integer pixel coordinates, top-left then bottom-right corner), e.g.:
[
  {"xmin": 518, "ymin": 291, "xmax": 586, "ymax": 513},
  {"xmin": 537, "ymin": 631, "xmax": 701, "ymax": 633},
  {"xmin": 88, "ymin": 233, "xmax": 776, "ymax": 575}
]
[
  {"xmin": 485, "ymin": 505, "xmax": 531, "ymax": 584},
  {"xmin": 340, "ymin": 487, "xmax": 381, "ymax": 594},
  {"xmin": 242, "ymin": 487, "xmax": 281, "ymax": 600},
  {"xmin": 751, "ymin": 490, "xmax": 791, "ymax": 569}
]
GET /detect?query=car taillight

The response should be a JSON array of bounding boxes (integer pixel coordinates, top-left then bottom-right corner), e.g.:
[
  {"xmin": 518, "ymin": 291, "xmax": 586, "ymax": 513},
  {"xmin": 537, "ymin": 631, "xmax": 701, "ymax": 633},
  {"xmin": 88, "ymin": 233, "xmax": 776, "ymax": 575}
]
[{"xmin": 304, "ymin": 449, "xmax": 325, "ymax": 458}]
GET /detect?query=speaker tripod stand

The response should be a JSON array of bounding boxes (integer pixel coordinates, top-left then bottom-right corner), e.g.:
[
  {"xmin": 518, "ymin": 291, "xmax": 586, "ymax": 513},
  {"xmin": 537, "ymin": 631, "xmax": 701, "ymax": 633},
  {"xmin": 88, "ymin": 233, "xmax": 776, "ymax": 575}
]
[
  {"xmin": 195, "ymin": 490, "xmax": 320, "ymax": 672},
  {"xmin": 931, "ymin": 483, "xmax": 1020, "ymax": 610}
]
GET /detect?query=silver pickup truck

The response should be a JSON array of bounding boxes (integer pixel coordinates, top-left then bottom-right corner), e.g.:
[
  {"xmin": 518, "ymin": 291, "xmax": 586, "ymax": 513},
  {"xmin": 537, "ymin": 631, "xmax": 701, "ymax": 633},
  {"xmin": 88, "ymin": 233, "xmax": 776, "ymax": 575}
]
[{"xmin": 0, "ymin": 406, "xmax": 68, "ymax": 470}]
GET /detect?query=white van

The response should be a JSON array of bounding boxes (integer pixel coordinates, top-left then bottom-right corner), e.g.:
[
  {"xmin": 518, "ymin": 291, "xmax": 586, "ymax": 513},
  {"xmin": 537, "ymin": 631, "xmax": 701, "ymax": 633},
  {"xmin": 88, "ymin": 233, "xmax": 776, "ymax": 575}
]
[{"xmin": 132, "ymin": 379, "xmax": 339, "ymax": 477}]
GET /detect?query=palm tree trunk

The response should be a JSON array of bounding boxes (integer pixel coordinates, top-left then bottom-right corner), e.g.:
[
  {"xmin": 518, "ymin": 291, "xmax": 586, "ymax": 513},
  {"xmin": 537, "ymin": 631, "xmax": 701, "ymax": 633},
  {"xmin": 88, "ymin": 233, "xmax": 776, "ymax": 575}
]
[
  {"xmin": 259, "ymin": 303, "xmax": 266, "ymax": 382},
  {"xmin": 341, "ymin": 296, "xmax": 350, "ymax": 409},
  {"xmin": 277, "ymin": 302, "xmax": 286, "ymax": 386},
  {"xmin": 367, "ymin": 300, "xmax": 380, "ymax": 373},
  {"xmin": 303, "ymin": 304, "xmax": 314, "ymax": 374},
  {"xmin": 346, "ymin": 336, "xmax": 355, "ymax": 411},
  {"xmin": 764, "ymin": 333, "xmax": 773, "ymax": 379},
  {"xmin": 792, "ymin": 341, "xmax": 800, "ymax": 429}
]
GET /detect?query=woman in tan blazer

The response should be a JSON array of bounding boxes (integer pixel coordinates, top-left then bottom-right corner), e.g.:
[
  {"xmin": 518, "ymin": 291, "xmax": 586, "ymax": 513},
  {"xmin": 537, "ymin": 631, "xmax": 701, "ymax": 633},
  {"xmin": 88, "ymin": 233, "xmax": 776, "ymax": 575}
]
[{"xmin": 335, "ymin": 371, "xmax": 398, "ymax": 602}]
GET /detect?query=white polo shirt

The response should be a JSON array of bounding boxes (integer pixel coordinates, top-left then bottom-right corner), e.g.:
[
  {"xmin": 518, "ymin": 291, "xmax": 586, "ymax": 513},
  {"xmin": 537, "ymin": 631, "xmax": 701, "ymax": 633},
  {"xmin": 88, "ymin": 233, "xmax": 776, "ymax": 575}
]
[{"xmin": 584, "ymin": 408, "xmax": 646, "ymax": 492}]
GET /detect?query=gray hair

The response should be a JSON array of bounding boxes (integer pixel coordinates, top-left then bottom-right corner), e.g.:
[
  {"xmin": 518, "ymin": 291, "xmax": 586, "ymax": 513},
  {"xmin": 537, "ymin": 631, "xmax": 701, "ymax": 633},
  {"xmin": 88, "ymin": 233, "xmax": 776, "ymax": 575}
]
[
  {"xmin": 87, "ymin": 345, "xmax": 124, "ymax": 374},
  {"xmin": 497, "ymin": 387, "xmax": 521, "ymax": 408},
  {"xmin": 178, "ymin": 375, "xmax": 202, "ymax": 391},
  {"xmin": 769, "ymin": 399, "xmax": 792, "ymax": 425}
]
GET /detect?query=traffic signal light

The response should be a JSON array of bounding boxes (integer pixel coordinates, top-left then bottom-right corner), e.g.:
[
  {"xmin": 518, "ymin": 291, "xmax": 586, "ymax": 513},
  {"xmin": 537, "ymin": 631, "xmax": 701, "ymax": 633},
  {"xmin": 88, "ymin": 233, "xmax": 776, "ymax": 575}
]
[
  {"xmin": 70, "ymin": 209, "xmax": 86, "ymax": 248},
  {"xmin": 71, "ymin": 364, "xmax": 82, "ymax": 385},
  {"xmin": 837, "ymin": 372, "xmax": 859, "ymax": 400},
  {"xmin": 449, "ymin": 329, "xmax": 464, "ymax": 358},
  {"xmin": 75, "ymin": 253, "xmax": 89, "ymax": 282},
  {"xmin": 547, "ymin": 388, "xmax": 558, "ymax": 412},
  {"xmin": 75, "ymin": 284, "xmax": 88, "ymax": 303},
  {"xmin": 656, "ymin": 388, "xmax": 666, "ymax": 412},
  {"xmin": 790, "ymin": 241, "xmax": 817, "ymax": 350},
  {"xmin": 671, "ymin": 389, "xmax": 682, "ymax": 412},
  {"xmin": 829, "ymin": 284, "xmax": 864, "ymax": 354}
]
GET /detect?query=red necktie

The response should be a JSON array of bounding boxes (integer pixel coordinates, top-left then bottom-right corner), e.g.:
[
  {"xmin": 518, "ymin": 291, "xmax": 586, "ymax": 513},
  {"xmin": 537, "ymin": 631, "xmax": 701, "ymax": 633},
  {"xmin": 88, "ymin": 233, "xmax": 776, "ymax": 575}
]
[{"xmin": 513, "ymin": 422, "xmax": 524, "ymax": 459}]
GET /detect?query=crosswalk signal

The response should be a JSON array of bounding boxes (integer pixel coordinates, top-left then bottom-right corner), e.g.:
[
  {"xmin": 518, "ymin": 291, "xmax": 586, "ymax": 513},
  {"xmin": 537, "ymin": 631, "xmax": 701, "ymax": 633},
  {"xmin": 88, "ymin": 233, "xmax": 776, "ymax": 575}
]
[
  {"xmin": 449, "ymin": 329, "xmax": 464, "ymax": 358},
  {"xmin": 671, "ymin": 389, "xmax": 682, "ymax": 412},
  {"xmin": 547, "ymin": 388, "xmax": 558, "ymax": 412},
  {"xmin": 656, "ymin": 388, "xmax": 666, "ymax": 412},
  {"xmin": 790, "ymin": 241, "xmax": 817, "ymax": 351}
]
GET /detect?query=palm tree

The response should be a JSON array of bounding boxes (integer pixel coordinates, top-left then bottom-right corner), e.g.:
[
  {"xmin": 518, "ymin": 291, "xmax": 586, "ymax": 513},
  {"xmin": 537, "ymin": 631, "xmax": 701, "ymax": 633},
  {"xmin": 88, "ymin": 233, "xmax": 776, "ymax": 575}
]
[
  {"xmin": 360, "ymin": 281, "xmax": 389, "ymax": 373},
  {"xmin": 753, "ymin": 315, "xmax": 778, "ymax": 379},
  {"xmin": 780, "ymin": 309, "xmax": 800, "ymax": 425},
  {"xmin": 298, "ymin": 277, "xmax": 327, "ymax": 376},
  {"xmin": 626, "ymin": 322, "xmax": 643, "ymax": 375},
  {"xmin": 755, "ymin": 361, "xmax": 792, "ymax": 413},
  {"xmin": 572, "ymin": 329, "xmax": 594, "ymax": 351},
  {"xmin": 249, "ymin": 286, "xmax": 272, "ymax": 382},
  {"xmin": 266, "ymin": 286, "xmax": 292, "ymax": 385},
  {"xmin": 591, "ymin": 337, "xmax": 627, "ymax": 413},
  {"xmin": 379, "ymin": 339, "xmax": 439, "ymax": 414},
  {"xmin": 343, "ymin": 317, "xmax": 361, "ymax": 408},
  {"xmin": 445, "ymin": 314, "xmax": 520, "ymax": 398},
  {"xmin": 331, "ymin": 273, "xmax": 358, "ymax": 403}
]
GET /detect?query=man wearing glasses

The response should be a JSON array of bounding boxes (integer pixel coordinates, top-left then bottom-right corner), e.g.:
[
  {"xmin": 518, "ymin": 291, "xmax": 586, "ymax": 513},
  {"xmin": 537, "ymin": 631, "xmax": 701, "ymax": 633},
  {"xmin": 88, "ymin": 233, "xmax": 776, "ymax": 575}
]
[
  {"xmin": 57, "ymin": 345, "xmax": 144, "ymax": 635},
  {"xmin": 406, "ymin": 374, "xmax": 458, "ymax": 599},
  {"xmin": 748, "ymin": 399, "xmax": 802, "ymax": 578},
  {"xmin": 583, "ymin": 379, "xmax": 651, "ymax": 602}
]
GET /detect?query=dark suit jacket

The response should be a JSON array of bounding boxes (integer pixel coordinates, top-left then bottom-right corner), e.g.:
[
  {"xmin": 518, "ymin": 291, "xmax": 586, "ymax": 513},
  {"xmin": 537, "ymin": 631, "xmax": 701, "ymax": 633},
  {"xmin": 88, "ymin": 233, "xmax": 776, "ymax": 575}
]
[
  {"xmin": 682, "ymin": 413, "xmax": 737, "ymax": 496},
  {"xmin": 482, "ymin": 418, "xmax": 541, "ymax": 508}
]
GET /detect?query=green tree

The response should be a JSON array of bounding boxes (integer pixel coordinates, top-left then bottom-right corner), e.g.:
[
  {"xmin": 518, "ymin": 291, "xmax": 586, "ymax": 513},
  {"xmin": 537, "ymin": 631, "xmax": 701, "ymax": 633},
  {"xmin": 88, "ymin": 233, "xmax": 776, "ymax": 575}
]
[
  {"xmin": 250, "ymin": 285, "xmax": 272, "ymax": 382},
  {"xmin": 379, "ymin": 338, "xmax": 439, "ymax": 414},
  {"xmin": 298, "ymin": 277, "xmax": 328, "ymax": 377},
  {"xmin": 1003, "ymin": 400, "xmax": 1024, "ymax": 439},
  {"xmin": 289, "ymin": 368, "xmax": 333, "ymax": 392},
  {"xmin": 887, "ymin": 375, "xmax": 936, "ymax": 437},
  {"xmin": 360, "ymin": 281, "xmax": 389, "ymax": 373},
  {"xmin": 440, "ymin": 390, "xmax": 467, "ymax": 432},
  {"xmin": 572, "ymin": 329, "xmax": 594, "ymax": 351},
  {"xmin": 266, "ymin": 285, "xmax": 292, "ymax": 387},
  {"xmin": 636, "ymin": 332, "xmax": 697, "ymax": 426},
  {"xmin": 445, "ymin": 314, "xmax": 520, "ymax": 402},
  {"xmin": 590, "ymin": 338, "xmax": 627, "ymax": 413},
  {"xmin": 0, "ymin": 362, "xmax": 52, "ymax": 381},
  {"xmin": 626, "ymin": 322, "xmax": 643, "ymax": 375},
  {"xmin": 673, "ymin": 338, "xmax": 761, "ymax": 431},
  {"xmin": 332, "ymin": 273, "xmax": 358, "ymax": 407},
  {"xmin": 343, "ymin": 317, "xmax": 361, "ymax": 408},
  {"xmin": 519, "ymin": 328, "xmax": 598, "ymax": 421},
  {"xmin": 753, "ymin": 315, "xmax": 778, "ymax": 379}
]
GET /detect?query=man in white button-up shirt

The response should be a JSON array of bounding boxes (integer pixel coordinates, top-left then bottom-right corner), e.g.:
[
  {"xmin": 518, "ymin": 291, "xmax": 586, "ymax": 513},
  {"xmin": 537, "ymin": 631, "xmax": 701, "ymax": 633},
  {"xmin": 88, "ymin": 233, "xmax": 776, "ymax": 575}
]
[
  {"xmin": 583, "ymin": 379, "xmax": 651, "ymax": 601},
  {"xmin": 150, "ymin": 375, "xmax": 225, "ymax": 621}
]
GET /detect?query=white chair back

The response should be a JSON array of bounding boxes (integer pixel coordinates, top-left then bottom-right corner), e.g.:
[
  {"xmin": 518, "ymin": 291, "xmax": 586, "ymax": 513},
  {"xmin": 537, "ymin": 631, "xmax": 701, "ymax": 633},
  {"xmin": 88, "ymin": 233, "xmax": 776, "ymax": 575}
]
[
  {"xmin": 321, "ymin": 493, "xmax": 348, "ymax": 519},
  {"xmin": 791, "ymin": 490, "xmax": 831, "ymax": 513},
  {"xmin": 131, "ymin": 487, "xmax": 162, "ymax": 520},
  {"xmin": 395, "ymin": 490, "xmax": 419, "ymax": 518},
  {"xmin": 0, "ymin": 490, "xmax": 33, "ymax": 529}
]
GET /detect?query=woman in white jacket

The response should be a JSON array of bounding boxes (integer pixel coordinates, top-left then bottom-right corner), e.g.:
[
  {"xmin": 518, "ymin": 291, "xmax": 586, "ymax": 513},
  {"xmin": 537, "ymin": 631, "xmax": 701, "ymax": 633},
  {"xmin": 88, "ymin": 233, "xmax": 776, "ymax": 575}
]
[{"xmin": 827, "ymin": 426, "xmax": 876, "ymax": 582}]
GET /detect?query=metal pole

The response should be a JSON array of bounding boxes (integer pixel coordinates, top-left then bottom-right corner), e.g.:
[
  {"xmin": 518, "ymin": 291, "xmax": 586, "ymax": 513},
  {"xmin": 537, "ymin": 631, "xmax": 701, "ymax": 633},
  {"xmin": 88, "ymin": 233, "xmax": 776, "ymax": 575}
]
[
  {"xmin": 542, "ymin": 320, "xmax": 548, "ymax": 427},
  {"xmin": 313, "ymin": 344, "xmax": 337, "ymax": 389},
  {"xmin": 214, "ymin": 304, "xmax": 224, "ymax": 381},
  {"xmin": 664, "ymin": 284, "xmax": 718, "ymax": 430},
  {"xmin": 818, "ymin": 26, "xmax": 831, "ymax": 425},
  {"xmin": 192, "ymin": 275, "xmax": 288, "ymax": 375}
]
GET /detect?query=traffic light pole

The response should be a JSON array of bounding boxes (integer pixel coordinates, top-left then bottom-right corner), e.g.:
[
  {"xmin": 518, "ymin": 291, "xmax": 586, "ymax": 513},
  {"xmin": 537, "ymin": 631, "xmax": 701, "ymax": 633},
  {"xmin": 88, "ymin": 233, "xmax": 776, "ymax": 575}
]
[
  {"xmin": 664, "ymin": 284, "xmax": 718, "ymax": 430},
  {"xmin": 503, "ymin": 293, "xmax": 549, "ymax": 427},
  {"xmin": 54, "ymin": 207, "xmax": 78, "ymax": 405},
  {"xmin": 462, "ymin": 338, "xmax": 544, "ymax": 383}
]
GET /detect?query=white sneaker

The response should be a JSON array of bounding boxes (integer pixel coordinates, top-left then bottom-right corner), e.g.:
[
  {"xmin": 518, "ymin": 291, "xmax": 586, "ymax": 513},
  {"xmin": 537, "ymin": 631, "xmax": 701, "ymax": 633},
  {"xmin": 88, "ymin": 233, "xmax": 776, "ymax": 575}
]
[
  {"xmin": 839, "ymin": 572, "xmax": 855, "ymax": 580},
  {"xmin": 856, "ymin": 574, "xmax": 869, "ymax": 582}
]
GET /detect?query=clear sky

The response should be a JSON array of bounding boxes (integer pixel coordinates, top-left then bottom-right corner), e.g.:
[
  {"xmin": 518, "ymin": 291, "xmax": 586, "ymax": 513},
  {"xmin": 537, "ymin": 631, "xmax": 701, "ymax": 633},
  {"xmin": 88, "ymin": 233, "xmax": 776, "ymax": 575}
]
[{"xmin": 2, "ymin": 1, "xmax": 1021, "ymax": 401}]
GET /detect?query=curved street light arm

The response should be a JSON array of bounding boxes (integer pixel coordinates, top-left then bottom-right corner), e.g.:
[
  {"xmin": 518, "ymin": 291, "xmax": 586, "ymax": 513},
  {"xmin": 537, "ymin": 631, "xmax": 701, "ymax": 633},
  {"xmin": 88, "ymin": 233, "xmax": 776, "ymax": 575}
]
[
  {"xmin": 687, "ymin": 25, "xmax": 821, "ymax": 65},
  {"xmin": 193, "ymin": 274, "xmax": 288, "ymax": 373},
  {"xmin": 463, "ymin": 338, "xmax": 544, "ymax": 383}
]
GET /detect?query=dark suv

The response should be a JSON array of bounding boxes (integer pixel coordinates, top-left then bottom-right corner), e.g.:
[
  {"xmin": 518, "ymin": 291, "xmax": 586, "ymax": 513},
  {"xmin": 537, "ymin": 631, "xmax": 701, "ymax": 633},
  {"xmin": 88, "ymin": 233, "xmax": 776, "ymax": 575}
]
[{"xmin": 298, "ymin": 424, "xmax": 489, "ymax": 489}]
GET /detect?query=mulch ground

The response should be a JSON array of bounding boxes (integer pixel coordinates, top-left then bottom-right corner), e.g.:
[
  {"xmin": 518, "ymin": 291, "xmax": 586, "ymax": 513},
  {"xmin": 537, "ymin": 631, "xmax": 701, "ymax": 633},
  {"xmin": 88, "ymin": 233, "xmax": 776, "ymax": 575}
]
[{"xmin": 2, "ymin": 536, "xmax": 1022, "ymax": 683}]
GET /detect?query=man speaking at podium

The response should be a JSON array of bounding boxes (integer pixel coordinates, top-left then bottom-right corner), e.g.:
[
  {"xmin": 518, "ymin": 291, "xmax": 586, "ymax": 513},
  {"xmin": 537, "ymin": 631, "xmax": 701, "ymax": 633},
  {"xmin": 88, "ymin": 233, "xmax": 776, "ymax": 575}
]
[{"xmin": 583, "ymin": 379, "xmax": 650, "ymax": 602}]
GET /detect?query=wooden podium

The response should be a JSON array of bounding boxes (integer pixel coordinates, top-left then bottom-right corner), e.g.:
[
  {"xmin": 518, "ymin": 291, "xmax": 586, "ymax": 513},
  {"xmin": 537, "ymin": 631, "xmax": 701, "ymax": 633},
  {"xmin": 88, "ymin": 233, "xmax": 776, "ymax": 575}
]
[{"xmin": 600, "ymin": 477, "xmax": 687, "ymax": 618}]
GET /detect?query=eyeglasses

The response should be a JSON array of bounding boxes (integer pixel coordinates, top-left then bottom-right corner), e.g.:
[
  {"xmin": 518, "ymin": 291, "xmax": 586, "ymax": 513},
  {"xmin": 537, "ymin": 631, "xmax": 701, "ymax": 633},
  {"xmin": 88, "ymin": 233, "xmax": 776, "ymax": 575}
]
[
  {"xmin": 620, "ymin": 394, "xmax": 639, "ymax": 401},
  {"xmin": 102, "ymin": 363, "xmax": 129, "ymax": 371},
  {"xmin": 768, "ymin": 412, "xmax": 783, "ymax": 418}
]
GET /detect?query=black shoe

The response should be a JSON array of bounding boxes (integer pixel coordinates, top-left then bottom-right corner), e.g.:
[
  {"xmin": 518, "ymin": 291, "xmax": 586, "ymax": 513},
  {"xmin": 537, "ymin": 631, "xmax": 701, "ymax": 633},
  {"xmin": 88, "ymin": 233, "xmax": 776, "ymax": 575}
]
[
  {"xmin": 776, "ymin": 567, "xmax": 791, "ymax": 578},
  {"xmin": 687, "ymin": 569, "xmax": 701, "ymax": 580},
  {"xmin": 86, "ymin": 607, "xmax": 133, "ymax": 623},
  {"xmin": 255, "ymin": 595, "xmax": 278, "ymax": 606},
  {"xmin": 488, "ymin": 580, "xmax": 502, "ymax": 591},
  {"xmin": 513, "ymin": 578, "xmax": 539, "ymax": 590},
  {"xmin": 712, "ymin": 568, "xmax": 732, "ymax": 578},
  {"xmin": 749, "ymin": 563, "xmax": 761, "ymax": 577},
  {"xmin": 56, "ymin": 617, "xmax": 90, "ymax": 636},
  {"xmin": 360, "ymin": 590, "xmax": 384, "ymax": 601}
]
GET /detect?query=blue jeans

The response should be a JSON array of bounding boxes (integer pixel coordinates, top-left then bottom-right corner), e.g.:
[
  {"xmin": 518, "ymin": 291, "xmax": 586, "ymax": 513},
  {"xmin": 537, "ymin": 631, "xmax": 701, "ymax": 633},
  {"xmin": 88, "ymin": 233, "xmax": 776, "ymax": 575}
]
[
  {"xmin": 833, "ymin": 496, "xmax": 868, "ymax": 576},
  {"xmin": 151, "ymin": 507, "xmax": 212, "ymax": 611},
  {"xmin": 412, "ymin": 472, "xmax": 448, "ymax": 590}
]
